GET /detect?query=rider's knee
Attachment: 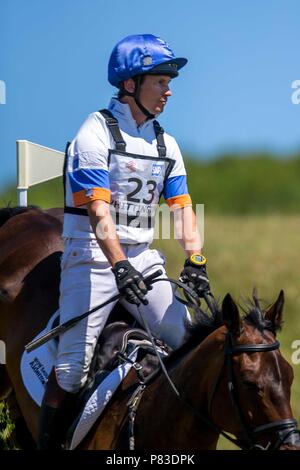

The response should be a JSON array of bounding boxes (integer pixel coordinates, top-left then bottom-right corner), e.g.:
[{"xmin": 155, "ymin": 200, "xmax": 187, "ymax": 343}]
[
  {"xmin": 157, "ymin": 310, "xmax": 192, "ymax": 350},
  {"xmin": 55, "ymin": 364, "xmax": 88, "ymax": 393}
]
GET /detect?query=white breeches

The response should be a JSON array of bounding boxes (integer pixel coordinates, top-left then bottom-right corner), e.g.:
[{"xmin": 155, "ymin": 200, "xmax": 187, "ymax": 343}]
[{"xmin": 55, "ymin": 239, "xmax": 190, "ymax": 393}]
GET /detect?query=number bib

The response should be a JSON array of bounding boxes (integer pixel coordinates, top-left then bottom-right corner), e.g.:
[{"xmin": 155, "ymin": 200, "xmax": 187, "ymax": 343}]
[{"xmin": 108, "ymin": 150, "xmax": 174, "ymax": 241}]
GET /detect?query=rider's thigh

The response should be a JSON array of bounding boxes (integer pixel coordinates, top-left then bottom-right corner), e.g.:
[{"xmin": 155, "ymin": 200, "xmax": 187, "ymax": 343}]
[
  {"xmin": 56, "ymin": 239, "xmax": 118, "ymax": 392},
  {"xmin": 123, "ymin": 247, "xmax": 190, "ymax": 350}
]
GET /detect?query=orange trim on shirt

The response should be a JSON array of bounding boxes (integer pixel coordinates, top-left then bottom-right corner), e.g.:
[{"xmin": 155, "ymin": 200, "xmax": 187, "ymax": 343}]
[
  {"xmin": 166, "ymin": 194, "xmax": 192, "ymax": 210},
  {"xmin": 73, "ymin": 187, "xmax": 111, "ymax": 207}
]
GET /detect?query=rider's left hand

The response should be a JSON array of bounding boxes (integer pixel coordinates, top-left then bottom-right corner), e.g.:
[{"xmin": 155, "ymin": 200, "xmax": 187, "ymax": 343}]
[{"xmin": 180, "ymin": 254, "xmax": 210, "ymax": 298}]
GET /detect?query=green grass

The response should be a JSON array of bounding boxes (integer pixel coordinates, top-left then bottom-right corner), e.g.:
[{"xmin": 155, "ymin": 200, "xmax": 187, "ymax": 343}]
[
  {"xmin": 2, "ymin": 153, "xmax": 300, "ymax": 214},
  {"xmin": 0, "ymin": 402, "xmax": 14, "ymax": 450},
  {"xmin": 185, "ymin": 154, "xmax": 300, "ymax": 214}
]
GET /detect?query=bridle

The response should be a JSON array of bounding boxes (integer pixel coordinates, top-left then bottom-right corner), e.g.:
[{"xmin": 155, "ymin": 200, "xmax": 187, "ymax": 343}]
[{"xmin": 207, "ymin": 331, "xmax": 300, "ymax": 450}]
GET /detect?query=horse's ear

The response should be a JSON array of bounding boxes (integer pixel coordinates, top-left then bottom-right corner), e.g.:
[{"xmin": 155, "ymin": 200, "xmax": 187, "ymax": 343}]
[
  {"xmin": 265, "ymin": 290, "xmax": 284, "ymax": 331},
  {"xmin": 222, "ymin": 293, "xmax": 241, "ymax": 335}
]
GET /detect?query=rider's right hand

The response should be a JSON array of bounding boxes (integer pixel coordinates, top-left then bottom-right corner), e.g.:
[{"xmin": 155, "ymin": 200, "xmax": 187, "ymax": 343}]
[{"xmin": 112, "ymin": 260, "xmax": 149, "ymax": 306}]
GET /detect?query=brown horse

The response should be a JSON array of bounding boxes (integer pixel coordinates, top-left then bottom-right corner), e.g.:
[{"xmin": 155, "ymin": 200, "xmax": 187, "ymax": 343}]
[
  {"xmin": 0, "ymin": 207, "xmax": 299, "ymax": 450},
  {"xmin": 0, "ymin": 206, "xmax": 63, "ymax": 445}
]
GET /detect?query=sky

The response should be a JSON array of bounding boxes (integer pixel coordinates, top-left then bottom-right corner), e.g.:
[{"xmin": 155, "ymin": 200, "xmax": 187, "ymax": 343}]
[{"xmin": 0, "ymin": 0, "xmax": 300, "ymax": 189}]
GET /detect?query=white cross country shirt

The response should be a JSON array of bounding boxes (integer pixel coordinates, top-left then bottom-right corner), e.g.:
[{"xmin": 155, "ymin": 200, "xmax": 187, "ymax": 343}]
[{"xmin": 63, "ymin": 98, "xmax": 192, "ymax": 244}]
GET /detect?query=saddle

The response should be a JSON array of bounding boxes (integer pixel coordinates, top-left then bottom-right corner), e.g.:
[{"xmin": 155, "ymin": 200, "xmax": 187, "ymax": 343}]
[
  {"xmin": 21, "ymin": 304, "xmax": 172, "ymax": 449},
  {"xmin": 75, "ymin": 320, "xmax": 172, "ymax": 411},
  {"xmin": 63, "ymin": 319, "xmax": 172, "ymax": 448}
]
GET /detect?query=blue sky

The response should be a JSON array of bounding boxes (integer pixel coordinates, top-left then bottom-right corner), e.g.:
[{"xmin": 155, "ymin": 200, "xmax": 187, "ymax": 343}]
[{"xmin": 1, "ymin": 0, "xmax": 300, "ymax": 189}]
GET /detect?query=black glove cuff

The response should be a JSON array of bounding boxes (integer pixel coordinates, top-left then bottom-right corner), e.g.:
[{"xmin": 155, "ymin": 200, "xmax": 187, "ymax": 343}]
[{"xmin": 112, "ymin": 260, "xmax": 132, "ymax": 280}]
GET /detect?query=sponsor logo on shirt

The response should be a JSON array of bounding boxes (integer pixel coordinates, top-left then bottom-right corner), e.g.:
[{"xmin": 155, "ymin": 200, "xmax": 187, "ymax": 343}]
[
  {"xmin": 152, "ymin": 163, "xmax": 164, "ymax": 176},
  {"xmin": 126, "ymin": 160, "xmax": 137, "ymax": 172}
]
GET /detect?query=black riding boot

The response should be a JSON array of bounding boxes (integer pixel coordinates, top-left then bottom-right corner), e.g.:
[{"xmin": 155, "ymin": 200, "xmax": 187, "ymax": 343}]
[{"xmin": 37, "ymin": 368, "xmax": 76, "ymax": 450}]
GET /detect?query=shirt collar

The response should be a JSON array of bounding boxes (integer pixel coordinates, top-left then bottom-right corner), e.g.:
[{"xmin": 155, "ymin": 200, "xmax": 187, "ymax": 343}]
[{"xmin": 108, "ymin": 97, "xmax": 156, "ymax": 131}]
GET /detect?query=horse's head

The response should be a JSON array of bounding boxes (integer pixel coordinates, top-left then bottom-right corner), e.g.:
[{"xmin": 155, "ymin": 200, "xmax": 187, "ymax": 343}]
[{"xmin": 211, "ymin": 290, "xmax": 300, "ymax": 450}]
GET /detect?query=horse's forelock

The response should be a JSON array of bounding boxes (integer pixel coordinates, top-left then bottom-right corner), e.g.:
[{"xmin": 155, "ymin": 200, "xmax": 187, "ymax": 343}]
[
  {"xmin": 0, "ymin": 206, "xmax": 40, "ymax": 228},
  {"xmin": 243, "ymin": 300, "xmax": 281, "ymax": 333}
]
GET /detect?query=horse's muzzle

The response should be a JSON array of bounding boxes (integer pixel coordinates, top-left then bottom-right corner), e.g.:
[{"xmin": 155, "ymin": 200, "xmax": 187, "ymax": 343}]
[{"xmin": 278, "ymin": 426, "xmax": 300, "ymax": 450}]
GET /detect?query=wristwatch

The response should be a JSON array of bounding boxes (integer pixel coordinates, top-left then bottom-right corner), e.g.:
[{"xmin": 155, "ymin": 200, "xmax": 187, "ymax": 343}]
[{"xmin": 189, "ymin": 253, "xmax": 207, "ymax": 266}]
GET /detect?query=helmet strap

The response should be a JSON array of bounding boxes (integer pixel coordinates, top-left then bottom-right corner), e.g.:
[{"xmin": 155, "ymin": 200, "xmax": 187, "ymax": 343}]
[
  {"xmin": 134, "ymin": 96, "xmax": 155, "ymax": 120},
  {"xmin": 120, "ymin": 76, "xmax": 155, "ymax": 120}
]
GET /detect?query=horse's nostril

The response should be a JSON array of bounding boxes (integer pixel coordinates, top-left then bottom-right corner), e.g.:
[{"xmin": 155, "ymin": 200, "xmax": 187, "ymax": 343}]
[
  {"xmin": 0, "ymin": 288, "xmax": 8, "ymax": 299},
  {"xmin": 0, "ymin": 287, "xmax": 17, "ymax": 303}
]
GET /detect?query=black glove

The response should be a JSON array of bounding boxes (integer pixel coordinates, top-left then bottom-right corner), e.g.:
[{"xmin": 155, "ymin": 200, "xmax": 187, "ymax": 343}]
[
  {"xmin": 180, "ymin": 254, "xmax": 210, "ymax": 298},
  {"xmin": 112, "ymin": 260, "xmax": 149, "ymax": 306}
]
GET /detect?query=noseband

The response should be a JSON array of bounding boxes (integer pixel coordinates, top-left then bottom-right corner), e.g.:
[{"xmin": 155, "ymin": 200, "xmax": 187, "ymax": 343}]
[{"xmin": 220, "ymin": 332, "xmax": 300, "ymax": 450}]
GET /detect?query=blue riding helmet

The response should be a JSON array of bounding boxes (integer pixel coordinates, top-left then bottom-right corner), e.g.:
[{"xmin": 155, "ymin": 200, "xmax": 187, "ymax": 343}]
[{"xmin": 108, "ymin": 34, "xmax": 188, "ymax": 88}]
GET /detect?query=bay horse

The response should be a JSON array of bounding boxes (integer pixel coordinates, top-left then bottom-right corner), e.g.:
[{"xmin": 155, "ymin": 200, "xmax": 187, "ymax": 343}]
[{"xmin": 0, "ymin": 206, "xmax": 299, "ymax": 450}]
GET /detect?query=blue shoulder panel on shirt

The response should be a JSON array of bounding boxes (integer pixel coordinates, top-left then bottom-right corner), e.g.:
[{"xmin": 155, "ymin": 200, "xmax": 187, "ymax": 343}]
[
  {"xmin": 163, "ymin": 175, "xmax": 188, "ymax": 200},
  {"xmin": 68, "ymin": 168, "xmax": 110, "ymax": 193}
]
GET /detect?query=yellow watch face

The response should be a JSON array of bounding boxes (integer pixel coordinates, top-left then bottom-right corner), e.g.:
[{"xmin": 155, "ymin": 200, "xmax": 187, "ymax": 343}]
[{"xmin": 190, "ymin": 254, "xmax": 207, "ymax": 266}]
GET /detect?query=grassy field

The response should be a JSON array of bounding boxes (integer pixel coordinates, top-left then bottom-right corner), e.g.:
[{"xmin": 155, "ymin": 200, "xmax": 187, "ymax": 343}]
[
  {"xmin": 2, "ymin": 153, "xmax": 300, "ymax": 214},
  {"xmin": 1, "ymin": 215, "xmax": 300, "ymax": 449},
  {"xmin": 154, "ymin": 215, "xmax": 300, "ymax": 449}
]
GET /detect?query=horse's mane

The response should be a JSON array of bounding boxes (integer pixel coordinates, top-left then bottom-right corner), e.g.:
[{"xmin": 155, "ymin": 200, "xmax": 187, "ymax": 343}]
[
  {"xmin": 167, "ymin": 291, "xmax": 281, "ymax": 364},
  {"xmin": 166, "ymin": 299, "xmax": 223, "ymax": 364},
  {"xmin": 0, "ymin": 205, "xmax": 40, "ymax": 228},
  {"xmin": 186, "ymin": 299, "xmax": 223, "ymax": 341}
]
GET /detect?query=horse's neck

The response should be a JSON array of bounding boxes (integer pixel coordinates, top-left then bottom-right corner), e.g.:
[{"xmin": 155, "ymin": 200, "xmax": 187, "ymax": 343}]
[
  {"xmin": 132, "ymin": 329, "xmax": 226, "ymax": 449},
  {"xmin": 173, "ymin": 329, "xmax": 226, "ymax": 405}
]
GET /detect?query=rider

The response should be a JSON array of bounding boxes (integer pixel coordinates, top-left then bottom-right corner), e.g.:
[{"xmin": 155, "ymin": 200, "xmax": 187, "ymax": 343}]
[{"xmin": 37, "ymin": 34, "xmax": 210, "ymax": 449}]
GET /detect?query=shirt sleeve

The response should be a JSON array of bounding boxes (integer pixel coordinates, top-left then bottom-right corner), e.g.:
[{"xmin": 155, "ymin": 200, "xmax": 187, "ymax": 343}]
[
  {"xmin": 67, "ymin": 113, "xmax": 111, "ymax": 207},
  {"xmin": 163, "ymin": 136, "xmax": 192, "ymax": 209}
]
